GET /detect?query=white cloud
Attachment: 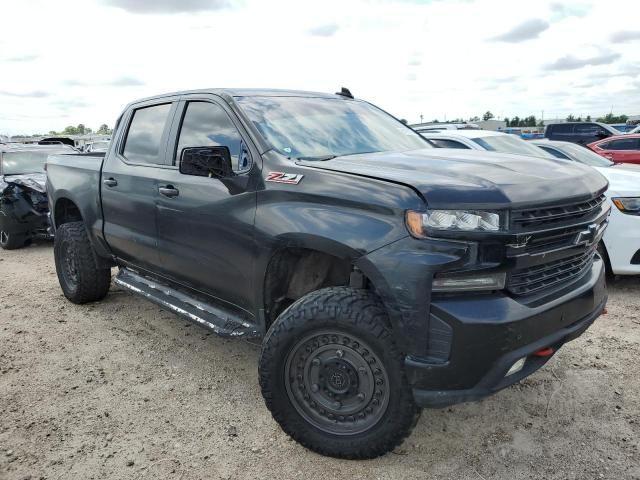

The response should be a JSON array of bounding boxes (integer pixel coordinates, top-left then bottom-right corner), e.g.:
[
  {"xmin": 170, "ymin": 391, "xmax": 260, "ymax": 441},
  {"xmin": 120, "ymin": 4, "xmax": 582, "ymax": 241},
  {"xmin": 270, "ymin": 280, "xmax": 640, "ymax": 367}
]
[
  {"xmin": 1, "ymin": 0, "xmax": 640, "ymax": 134},
  {"xmin": 104, "ymin": 0, "xmax": 235, "ymax": 14},
  {"xmin": 490, "ymin": 19, "xmax": 549, "ymax": 43}
]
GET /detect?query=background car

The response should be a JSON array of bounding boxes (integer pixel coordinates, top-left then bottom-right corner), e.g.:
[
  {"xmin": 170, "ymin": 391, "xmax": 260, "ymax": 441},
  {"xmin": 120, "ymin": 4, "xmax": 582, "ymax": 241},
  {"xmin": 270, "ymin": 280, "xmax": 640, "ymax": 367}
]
[
  {"xmin": 410, "ymin": 122, "xmax": 480, "ymax": 133},
  {"xmin": 85, "ymin": 140, "xmax": 110, "ymax": 153},
  {"xmin": 587, "ymin": 134, "xmax": 640, "ymax": 165},
  {"xmin": 0, "ymin": 144, "xmax": 74, "ymax": 249},
  {"xmin": 420, "ymin": 129, "xmax": 557, "ymax": 157},
  {"xmin": 544, "ymin": 122, "xmax": 621, "ymax": 146},
  {"xmin": 628, "ymin": 125, "xmax": 640, "ymax": 135},
  {"xmin": 610, "ymin": 123, "xmax": 637, "ymax": 133},
  {"xmin": 531, "ymin": 139, "xmax": 640, "ymax": 276}
]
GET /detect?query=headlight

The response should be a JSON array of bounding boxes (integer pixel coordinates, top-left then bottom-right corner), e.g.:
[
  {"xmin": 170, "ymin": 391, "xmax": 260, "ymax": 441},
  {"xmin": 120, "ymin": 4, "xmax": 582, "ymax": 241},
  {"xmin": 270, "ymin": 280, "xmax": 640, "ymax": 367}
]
[
  {"xmin": 406, "ymin": 209, "xmax": 502, "ymax": 237},
  {"xmin": 612, "ymin": 197, "xmax": 640, "ymax": 215}
]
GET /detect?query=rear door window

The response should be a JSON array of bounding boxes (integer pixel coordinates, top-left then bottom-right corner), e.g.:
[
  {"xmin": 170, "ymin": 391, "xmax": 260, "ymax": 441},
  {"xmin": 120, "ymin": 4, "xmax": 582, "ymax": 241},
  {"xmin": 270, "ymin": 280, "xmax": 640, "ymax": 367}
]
[
  {"xmin": 606, "ymin": 138, "xmax": 640, "ymax": 150},
  {"xmin": 538, "ymin": 146, "xmax": 570, "ymax": 160},
  {"xmin": 550, "ymin": 124, "xmax": 574, "ymax": 134},
  {"xmin": 122, "ymin": 103, "xmax": 172, "ymax": 165},
  {"xmin": 575, "ymin": 124, "xmax": 598, "ymax": 135},
  {"xmin": 429, "ymin": 139, "xmax": 470, "ymax": 149}
]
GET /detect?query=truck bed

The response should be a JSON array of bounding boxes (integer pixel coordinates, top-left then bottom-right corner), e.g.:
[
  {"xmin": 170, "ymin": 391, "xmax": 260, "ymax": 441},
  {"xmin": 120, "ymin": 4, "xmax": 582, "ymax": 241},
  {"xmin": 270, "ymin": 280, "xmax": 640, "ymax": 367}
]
[{"xmin": 46, "ymin": 152, "xmax": 105, "ymax": 249}]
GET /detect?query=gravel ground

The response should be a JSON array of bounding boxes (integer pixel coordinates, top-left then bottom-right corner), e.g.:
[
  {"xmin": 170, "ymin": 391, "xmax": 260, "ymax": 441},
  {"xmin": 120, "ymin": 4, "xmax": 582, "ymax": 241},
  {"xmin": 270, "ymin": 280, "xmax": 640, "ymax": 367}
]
[{"xmin": 1, "ymin": 242, "xmax": 638, "ymax": 480}]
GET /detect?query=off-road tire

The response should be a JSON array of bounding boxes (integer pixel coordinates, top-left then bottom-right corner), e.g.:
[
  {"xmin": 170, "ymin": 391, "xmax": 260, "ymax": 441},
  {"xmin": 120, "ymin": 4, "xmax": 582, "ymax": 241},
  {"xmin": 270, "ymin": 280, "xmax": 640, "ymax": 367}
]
[
  {"xmin": 259, "ymin": 287, "xmax": 420, "ymax": 459},
  {"xmin": 54, "ymin": 221, "xmax": 111, "ymax": 304},
  {"xmin": 0, "ymin": 231, "xmax": 27, "ymax": 250}
]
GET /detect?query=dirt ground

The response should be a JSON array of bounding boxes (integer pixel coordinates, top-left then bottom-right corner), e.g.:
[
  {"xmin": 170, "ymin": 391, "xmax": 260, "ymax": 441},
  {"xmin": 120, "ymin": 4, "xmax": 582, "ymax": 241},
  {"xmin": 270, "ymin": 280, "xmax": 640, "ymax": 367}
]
[{"xmin": 0, "ymin": 242, "xmax": 638, "ymax": 480}]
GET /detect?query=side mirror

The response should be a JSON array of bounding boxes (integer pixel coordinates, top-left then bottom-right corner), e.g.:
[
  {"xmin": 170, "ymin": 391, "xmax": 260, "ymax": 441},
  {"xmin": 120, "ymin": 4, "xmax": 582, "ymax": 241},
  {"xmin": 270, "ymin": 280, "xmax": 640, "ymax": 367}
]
[{"xmin": 179, "ymin": 146, "xmax": 234, "ymax": 178}]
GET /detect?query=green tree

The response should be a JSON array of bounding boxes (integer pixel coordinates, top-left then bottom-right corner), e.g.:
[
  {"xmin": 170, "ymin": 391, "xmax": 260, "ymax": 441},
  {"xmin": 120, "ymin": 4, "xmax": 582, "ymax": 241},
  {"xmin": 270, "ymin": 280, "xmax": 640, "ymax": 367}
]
[
  {"xmin": 586, "ymin": 115, "xmax": 592, "ymax": 122},
  {"xmin": 48, "ymin": 130, "xmax": 57, "ymax": 135},
  {"xmin": 97, "ymin": 124, "xmax": 112, "ymax": 134},
  {"xmin": 504, "ymin": 117, "xmax": 510, "ymax": 127},
  {"xmin": 469, "ymin": 116, "xmax": 480, "ymax": 122},
  {"xmin": 483, "ymin": 111, "xmax": 494, "ymax": 121},
  {"xmin": 62, "ymin": 125, "xmax": 78, "ymax": 135},
  {"xmin": 597, "ymin": 113, "xmax": 628, "ymax": 124},
  {"xmin": 566, "ymin": 114, "xmax": 577, "ymax": 122}
]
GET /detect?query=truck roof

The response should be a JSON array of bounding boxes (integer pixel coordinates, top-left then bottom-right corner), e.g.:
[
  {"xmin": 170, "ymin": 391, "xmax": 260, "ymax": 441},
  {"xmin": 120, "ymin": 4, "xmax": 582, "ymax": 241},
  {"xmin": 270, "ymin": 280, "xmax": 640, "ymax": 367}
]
[{"xmin": 128, "ymin": 88, "xmax": 350, "ymax": 106}]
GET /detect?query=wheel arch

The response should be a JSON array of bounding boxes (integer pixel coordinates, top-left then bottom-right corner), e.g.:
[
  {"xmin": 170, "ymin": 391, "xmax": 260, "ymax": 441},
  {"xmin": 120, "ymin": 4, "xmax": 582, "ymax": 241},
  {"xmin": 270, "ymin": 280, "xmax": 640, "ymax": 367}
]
[
  {"xmin": 53, "ymin": 197, "xmax": 83, "ymax": 229},
  {"xmin": 260, "ymin": 234, "xmax": 388, "ymax": 331}
]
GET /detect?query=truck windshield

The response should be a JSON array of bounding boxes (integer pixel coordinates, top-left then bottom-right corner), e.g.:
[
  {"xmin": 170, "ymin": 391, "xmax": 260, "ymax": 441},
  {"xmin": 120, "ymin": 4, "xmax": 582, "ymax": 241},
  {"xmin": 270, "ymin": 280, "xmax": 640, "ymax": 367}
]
[
  {"xmin": 2, "ymin": 149, "xmax": 69, "ymax": 175},
  {"xmin": 235, "ymin": 96, "xmax": 429, "ymax": 159}
]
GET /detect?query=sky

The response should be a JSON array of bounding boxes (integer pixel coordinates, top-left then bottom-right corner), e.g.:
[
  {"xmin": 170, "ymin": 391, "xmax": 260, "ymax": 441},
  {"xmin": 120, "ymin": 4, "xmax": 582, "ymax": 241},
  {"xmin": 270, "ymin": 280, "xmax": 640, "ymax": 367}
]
[{"xmin": 1, "ymin": 0, "xmax": 639, "ymax": 135}]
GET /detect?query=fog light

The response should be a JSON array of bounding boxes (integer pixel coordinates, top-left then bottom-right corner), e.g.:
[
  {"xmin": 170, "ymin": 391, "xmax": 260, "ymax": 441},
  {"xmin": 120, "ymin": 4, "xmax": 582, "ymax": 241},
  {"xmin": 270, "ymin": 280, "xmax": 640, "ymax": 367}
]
[
  {"xmin": 432, "ymin": 272, "xmax": 506, "ymax": 292},
  {"xmin": 506, "ymin": 357, "xmax": 526, "ymax": 376}
]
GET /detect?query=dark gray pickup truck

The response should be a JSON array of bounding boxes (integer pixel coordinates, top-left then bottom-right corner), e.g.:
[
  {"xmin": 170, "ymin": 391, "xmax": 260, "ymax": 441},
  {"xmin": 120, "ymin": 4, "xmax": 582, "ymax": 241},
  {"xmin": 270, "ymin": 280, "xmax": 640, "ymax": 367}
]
[{"xmin": 46, "ymin": 88, "xmax": 609, "ymax": 459}]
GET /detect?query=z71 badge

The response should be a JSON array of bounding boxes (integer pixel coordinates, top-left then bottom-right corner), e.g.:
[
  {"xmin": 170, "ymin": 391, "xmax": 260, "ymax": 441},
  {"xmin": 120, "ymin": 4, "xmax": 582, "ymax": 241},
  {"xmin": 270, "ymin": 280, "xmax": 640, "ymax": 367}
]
[{"xmin": 266, "ymin": 172, "xmax": 304, "ymax": 184}]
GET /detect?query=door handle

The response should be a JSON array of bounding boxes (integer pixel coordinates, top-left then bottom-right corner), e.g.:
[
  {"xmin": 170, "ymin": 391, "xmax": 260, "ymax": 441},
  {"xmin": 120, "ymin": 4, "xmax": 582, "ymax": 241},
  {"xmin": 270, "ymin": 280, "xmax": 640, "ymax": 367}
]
[
  {"xmin": 103, "ymin": 178, "xmax": 118, "ymax": 187},
  {"xmin": 159, "ymin": 186, "xmax": 179, "ymax": 198}
]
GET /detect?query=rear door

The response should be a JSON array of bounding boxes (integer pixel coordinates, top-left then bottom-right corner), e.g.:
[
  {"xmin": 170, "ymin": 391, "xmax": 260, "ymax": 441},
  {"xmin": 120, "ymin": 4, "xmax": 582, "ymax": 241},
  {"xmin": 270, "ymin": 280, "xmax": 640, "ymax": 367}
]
[
  {"xmin": 101, "ymin": 98, "xmax": 179, "ymax": 271},
  {"xmin": 154, "ymin": 94, "xmax": 261, "ymax": 313}
]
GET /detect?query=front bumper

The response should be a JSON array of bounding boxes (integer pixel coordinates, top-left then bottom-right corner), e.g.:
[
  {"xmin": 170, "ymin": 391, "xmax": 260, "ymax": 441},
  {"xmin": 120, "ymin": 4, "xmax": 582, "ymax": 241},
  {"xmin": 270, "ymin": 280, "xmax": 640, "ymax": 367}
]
[
  {"xmin": 0, "ymin": 203, "xmax": 51, "ymax": 238},
  {"xmin": 408, "ymin": 259, "xmax": 607, "ymax": 408}
]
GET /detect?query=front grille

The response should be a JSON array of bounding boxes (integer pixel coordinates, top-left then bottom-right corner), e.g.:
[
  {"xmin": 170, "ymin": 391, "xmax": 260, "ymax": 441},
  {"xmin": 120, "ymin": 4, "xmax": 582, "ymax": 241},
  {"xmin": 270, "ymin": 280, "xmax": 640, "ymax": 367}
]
[
  {"xmin": 511, "ymin": 194, "xmax": 606, "ymax": 232},
  {"xmin": 507, "ymin": 247, "xmax": 597, "ymax": 296},
  {"xmin": 505, "ymin": 192, "xmax": 608, "ymax": 297}
]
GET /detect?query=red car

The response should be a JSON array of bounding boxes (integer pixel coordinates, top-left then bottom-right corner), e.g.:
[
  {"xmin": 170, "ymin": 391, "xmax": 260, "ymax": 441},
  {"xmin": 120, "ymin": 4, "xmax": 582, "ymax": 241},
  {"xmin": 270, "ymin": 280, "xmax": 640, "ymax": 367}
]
[{"xmin": 587, "ymin": 134, "xmax": 640, "ymax": 164}]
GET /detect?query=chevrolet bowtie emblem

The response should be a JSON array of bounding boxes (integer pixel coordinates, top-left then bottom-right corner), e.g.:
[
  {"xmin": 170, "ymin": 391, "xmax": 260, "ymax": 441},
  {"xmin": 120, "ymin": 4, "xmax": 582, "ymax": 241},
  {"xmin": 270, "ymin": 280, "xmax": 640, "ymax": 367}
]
[{"xmin": 574, "ymin": 223, "xmax": 599, "ymax": 247}]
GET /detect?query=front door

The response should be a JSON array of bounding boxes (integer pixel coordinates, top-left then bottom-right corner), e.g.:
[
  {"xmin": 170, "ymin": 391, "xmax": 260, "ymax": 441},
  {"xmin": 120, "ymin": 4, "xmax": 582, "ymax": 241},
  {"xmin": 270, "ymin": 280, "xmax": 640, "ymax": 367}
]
[{"xmin": 155, "ymin": 97, "xmax": 260, "ymax": 314}]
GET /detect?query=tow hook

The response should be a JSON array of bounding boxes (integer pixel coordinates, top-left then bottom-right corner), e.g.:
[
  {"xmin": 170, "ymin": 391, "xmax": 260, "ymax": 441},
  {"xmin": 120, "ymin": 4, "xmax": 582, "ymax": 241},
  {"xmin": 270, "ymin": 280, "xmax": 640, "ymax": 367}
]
[{"xmin": 533, "ymin": 347, "xmax": 554, "ymax": 358}]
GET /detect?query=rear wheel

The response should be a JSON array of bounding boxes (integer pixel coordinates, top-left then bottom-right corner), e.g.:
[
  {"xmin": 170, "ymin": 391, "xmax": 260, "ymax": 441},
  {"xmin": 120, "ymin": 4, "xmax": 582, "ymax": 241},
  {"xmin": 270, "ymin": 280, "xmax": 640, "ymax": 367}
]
[
  {"xmin": 54, "ymin": 222, "xmax": 111, "ymax": 304},
  {"xmin": 0, "ymin": 231, "xmax": 26, "ymax": 250},
  {"xmin": 259, "ymin": 287, "xmax": 419, "ymax": 459}
]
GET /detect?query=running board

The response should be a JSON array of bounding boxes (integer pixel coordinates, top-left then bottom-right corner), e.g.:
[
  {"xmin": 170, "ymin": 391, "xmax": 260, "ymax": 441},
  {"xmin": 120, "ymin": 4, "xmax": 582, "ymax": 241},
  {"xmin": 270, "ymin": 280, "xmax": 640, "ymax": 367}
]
[{"xmin": 114, "ymin": 268, "xmax": 260, "ymax": 338}]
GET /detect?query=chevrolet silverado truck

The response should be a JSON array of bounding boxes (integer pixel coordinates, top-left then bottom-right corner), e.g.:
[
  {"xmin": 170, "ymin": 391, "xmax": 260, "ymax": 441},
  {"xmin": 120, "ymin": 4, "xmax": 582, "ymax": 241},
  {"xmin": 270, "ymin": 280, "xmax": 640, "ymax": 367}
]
[{"xmin": 46, "ymin": 88, "xmax": 609, "ymax": 459}]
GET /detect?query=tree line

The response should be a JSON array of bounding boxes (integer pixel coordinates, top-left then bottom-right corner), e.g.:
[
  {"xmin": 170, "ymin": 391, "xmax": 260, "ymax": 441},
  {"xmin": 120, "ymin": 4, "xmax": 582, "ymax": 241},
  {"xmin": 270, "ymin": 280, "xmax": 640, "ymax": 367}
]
[
  {"xmin": 425, "ymin": 111, "xmax": 633, "ymax": 128},
  {"xmin": 47, "ymin": 123, "xmax": 113, "ymax": 136}
]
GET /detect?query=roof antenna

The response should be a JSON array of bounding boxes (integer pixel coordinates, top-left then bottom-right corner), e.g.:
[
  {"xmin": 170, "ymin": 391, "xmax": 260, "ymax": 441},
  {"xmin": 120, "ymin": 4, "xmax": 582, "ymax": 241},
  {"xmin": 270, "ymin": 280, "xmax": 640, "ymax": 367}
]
[{"xmin": 336, "ymin": 87, "xmax": 354, "ymax": 99}]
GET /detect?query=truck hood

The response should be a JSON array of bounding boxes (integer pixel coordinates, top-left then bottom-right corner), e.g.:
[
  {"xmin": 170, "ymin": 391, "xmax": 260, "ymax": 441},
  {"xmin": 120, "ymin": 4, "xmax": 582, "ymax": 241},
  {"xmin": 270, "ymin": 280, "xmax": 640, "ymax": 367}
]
[
  {"xmin": 594, "ymin": 166, "xmax": 640, "ymax": 197},
  {"xmin": 298, "ymin": 149, "xmax": 608, "ymax": 209},
  {"xmin": 0, "ymin": 173, "xmax": 47, "ymax": 195}
]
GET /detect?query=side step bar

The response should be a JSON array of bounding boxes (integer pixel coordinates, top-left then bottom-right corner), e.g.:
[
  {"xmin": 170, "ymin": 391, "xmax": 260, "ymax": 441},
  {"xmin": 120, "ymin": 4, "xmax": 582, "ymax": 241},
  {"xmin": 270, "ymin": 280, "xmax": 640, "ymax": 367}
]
[{"xmin": 114, "ymin": 268, "xmax": 260, "ymax": 338}]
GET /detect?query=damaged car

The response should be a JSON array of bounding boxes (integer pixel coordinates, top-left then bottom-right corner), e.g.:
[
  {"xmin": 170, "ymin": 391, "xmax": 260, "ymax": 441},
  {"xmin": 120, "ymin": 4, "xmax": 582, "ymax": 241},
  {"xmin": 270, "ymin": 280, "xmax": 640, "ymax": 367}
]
[{"xmin": 0, "ymin": 144, "xmax": 74, "ymax": 249}]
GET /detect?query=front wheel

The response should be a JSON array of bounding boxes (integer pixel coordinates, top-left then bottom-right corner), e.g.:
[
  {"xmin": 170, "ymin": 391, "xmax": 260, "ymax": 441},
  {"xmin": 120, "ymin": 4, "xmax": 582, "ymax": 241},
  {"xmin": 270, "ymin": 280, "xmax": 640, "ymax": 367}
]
[{"xmin": 259, "ymin": 287, "xmax": 419, "ymax": 459}]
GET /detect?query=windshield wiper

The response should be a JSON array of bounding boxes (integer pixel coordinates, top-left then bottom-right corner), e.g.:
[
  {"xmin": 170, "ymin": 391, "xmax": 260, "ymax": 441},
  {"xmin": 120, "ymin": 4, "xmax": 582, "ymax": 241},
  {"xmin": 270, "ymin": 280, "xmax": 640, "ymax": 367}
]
[
  {"xmin": 296, "ymin": 155, "xmax": 338, "ymax": 161},
  {"xmin": 296, "ymin": 151, "xmax": 381, "ymax": 162}
]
